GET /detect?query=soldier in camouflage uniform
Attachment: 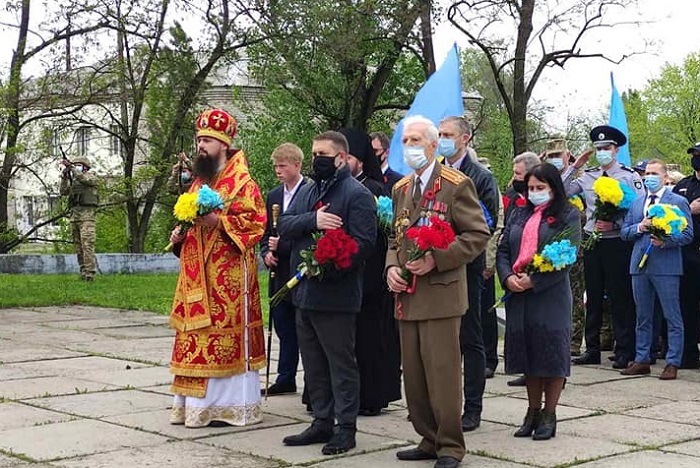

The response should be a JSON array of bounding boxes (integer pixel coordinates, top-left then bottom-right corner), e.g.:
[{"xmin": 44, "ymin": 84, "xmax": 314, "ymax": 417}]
[{"xmin": 60, "ymin": 156, "xmax": 99, "ymax": 281}]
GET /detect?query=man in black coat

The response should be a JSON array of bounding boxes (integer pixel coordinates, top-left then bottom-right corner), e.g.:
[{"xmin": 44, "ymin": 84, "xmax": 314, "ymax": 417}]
[
  {"xmin": 371, "ymin": 131, "xmax": 403, "ymax": 192},
  {"xmin": 279, "ymin": 131, "xmax": 377, "ymax": 456},
  {"xmin": 438, "ymin": 116, "xmax": 499, "ymax": 432},
  {"xmin": 340, "ymin": 127, "xmax": 402, "ymax": 417},
  {"xmin": 260, "ymin": 143, "xmax": 309, "ymax": 395}
]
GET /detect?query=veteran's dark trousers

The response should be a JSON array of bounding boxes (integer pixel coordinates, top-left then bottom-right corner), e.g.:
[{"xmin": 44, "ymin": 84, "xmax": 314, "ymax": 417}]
[
  {"xmin": 583, "ymin": 237, "xmax": 636, "ymax": 361},
  {"xmin": 461, "ymin": 253, "xmax": 486, "ymax": 416},
  {"xmin": 401, "ymin": 316, "xmax": 465, "ymax": 460},
  {"xmin": 296, "ymin": 308, "xmax": 359, "ymax": 430}
]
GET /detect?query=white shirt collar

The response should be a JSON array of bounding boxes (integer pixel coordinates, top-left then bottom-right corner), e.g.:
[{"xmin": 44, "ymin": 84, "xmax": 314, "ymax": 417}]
[
  {"xmin": 648, "ymin": 186, "xmax": 665, "ymax": 200},
  {"xmin": 446, "ymin": 152, "xmax": 467, "ymax": 170}
]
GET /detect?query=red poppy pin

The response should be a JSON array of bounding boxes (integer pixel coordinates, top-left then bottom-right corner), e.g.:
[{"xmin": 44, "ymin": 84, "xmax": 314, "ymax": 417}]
[
  {"xmin": 424, "ymin": 189, "xmax": 436, "ymax": 201},
  {"xmin": 515, "ymin": 197, "xmax": 527, "ymax": 207},
  {"xmin": 546, "ymin": 216, "xmax": 556, "ymax": 225}
]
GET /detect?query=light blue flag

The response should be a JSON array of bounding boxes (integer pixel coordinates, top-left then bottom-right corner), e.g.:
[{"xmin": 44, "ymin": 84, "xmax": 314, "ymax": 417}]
[
  {"xmin": 388, "ymin": 44, "xmax": 464, "ymax": 175},
  {"xmin": 608, "ymin": 72, "xmax": 631, "ymax": 167}
]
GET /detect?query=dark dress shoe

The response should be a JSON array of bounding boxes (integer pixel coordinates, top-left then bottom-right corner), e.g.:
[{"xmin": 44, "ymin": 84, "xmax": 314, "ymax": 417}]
[
  {"xmin": 532, "ymin": 410, "xmax": 556, "ymax": 440},
  {"xmin": 572, "ymin": 351, "xmax": 601, "ymax": 365},
  {"xmin": 461, "ymin": 413, "xmax": 481, "ymax": 432},
  {"xmin": 613, "ymin": 358, "xmax": 633, "ymax": 370},
  {"xmin": 261, "ymin": 382, "xmax": 297, "ymax": 396},
  {"xmin": 485, "ymin": 367, "xmax": 495, "ymax": 379},
  {"xmin": 514, "ymin": 407, "xmax": 541, "ymax": 437},
  {"xmin": 305, "ymin": 404, "xmax": 313, "ymax": 413},
  {"xmin": 659, "ymin": 364, "xmax": 678, "ymax": 380},
  {"xmin": 358, "ymin": 408, "xmax": 382, "ymax": 416},
  {"xmin": 619, "ymin": 362, "xmax": 650, "ymax": 375},
  {"xmin": 321, "ymin": 429, "xmax": 356, "ymax": 455},
  {"xmin": 507, "ymin": 375, "xmax": 526, "ymax": 386},
  {"xmin": 283, "ymin": 425, "xmax": 333, "ymax": 446},
  {"xmin": 396, "ymin": 447, "xmax": 438, "ymax": 460},
  {"xmin": 434, "ymin": 456, "xmax": 461, "ymax": 468}
]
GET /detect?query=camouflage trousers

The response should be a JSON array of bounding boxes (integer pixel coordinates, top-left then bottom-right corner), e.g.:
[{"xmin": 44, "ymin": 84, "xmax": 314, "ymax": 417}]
[
  {"xmin": 570, "ymin": 258, "xmax": 613, "ymax": 353},
  {"xmin": 71, "ymin": 206, "xmax": 97, "ymax": 280}
]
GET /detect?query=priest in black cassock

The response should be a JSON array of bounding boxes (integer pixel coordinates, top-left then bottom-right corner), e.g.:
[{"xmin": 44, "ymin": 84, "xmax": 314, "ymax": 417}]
[{"xmin": 338, "ymin": 127, "xmax": 402, "ymax": 416}]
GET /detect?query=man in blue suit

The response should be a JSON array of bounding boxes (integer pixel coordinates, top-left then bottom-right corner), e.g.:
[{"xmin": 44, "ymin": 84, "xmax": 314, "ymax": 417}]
[{"xmin": 620, "ymin": 160, "xmax": 694, "ymax": 380}]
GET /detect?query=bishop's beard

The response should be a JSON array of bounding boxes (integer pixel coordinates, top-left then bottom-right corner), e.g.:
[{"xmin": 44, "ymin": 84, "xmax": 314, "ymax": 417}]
[{"xmin": 193, "ymin": 152, "xmax": 219, "ymax": 182}]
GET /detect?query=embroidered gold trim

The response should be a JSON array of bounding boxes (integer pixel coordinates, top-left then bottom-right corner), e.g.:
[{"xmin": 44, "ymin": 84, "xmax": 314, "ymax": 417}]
[{"xmin": 183, "ymin": 403, "xmax": 263, "ymax": 428}]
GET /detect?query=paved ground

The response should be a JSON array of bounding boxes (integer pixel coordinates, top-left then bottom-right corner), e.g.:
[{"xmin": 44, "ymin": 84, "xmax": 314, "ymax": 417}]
[{"xmin": 2, "ymin": 306, "xmax": 700, "ymax": 467}]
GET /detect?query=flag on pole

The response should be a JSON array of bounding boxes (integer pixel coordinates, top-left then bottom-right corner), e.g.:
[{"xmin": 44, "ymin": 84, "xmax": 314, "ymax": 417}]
[
  {"xmin": 388, "ymin": 43, "xmax": 464, "ymax": 175},
  {"xmin": 608, "ymin": 72, "xmax": 631, "ymax": 167}
]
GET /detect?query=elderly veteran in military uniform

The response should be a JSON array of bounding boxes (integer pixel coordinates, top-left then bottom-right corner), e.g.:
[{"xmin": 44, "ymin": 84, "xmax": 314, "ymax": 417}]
[
  {"xmin": 386, "ymin": 115, "xmax": 490, "ymax": 468},
  {"xmin": 60, "ymin": 155, "xmax": 99, "ymax": 281},
  {"xmin": 564, "ymin": 125, "xmax": 645, "ymax": 369}
]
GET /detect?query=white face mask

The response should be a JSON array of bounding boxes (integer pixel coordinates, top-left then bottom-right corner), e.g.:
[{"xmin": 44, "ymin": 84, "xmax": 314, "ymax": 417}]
[
  {"xmin": 528, "ymin": 190, "xmax": 551, "ymax": 206},
  {"xmin": 403, "ymin": 145, "xmax": 428, "ymax": 170}
]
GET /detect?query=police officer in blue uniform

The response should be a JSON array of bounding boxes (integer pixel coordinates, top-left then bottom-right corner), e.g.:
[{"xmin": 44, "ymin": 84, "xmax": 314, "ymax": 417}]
[{"xmin": 563, "ymin": 125, "xmax": 645, "ymax": 369}]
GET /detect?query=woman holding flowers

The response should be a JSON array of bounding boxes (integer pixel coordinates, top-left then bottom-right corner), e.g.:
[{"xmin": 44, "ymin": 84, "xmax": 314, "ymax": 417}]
[{"xmin": 496, "ymin": 163, "xmax": 581, "ymax": 440}]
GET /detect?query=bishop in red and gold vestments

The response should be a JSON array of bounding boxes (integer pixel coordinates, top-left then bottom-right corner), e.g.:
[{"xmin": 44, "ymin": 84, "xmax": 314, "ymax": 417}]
[{"xmin": 168, "ymin": 108, "xmax": 267, "ymax": 428}]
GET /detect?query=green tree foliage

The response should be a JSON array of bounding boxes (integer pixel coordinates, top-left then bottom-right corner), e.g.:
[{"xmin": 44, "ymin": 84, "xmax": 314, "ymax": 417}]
[{"xmin": 625, "ymin": 52, "xmax": 700, "ymax": 172}]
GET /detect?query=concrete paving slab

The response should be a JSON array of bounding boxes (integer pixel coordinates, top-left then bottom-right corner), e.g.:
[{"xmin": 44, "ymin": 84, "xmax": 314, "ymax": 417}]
[
  {"xmin": 664, "ymin": 439, "xmax": 700, "ymax": 457},
  {"xmin": 481, "ymin": 396, "xmax": 595, "ymax": 426},
  {"xmin": 565, "ymin": 366, "xmax": 639, "ymax": 386},
  {"xmin": 0, "ymin": 345, "xmax": 86, "ymax": 364},
  {"xmin": 140, "ymin": 384, "xmax": 171, "ymax": 395},
  {"xmin": 93, "ymin": 325, "xmax": 173, "ymax": 339},
  {"xmin": 104, "ymin": 408, "xmax": 298, "ymax": 439},
  {"xmin": 0, "ymin": 363, "xmax": 56, "ymax": 381},
  {"xmin": 77, "ymin": 365, "xmax": 171, "ymax": 388},
  {"xmin": 200, "ymin": 422, "xmax": 410, "ymax": 466},
  {"xmin": 39, "ymin": 318, "xmax": 154, "ymax": 331},
  {"xmin": 0, "ymin": 309, "xmax": 82, "ymax": 323},
  {"xmin": 0, "ymin": 419, "xmax": 167, "ymax": 461},
  {"xmin": 624, "ymin": 401, "xmax": 700, "ymax": 426},
  {"xmin": 68, "ymin": 337, "xmax": 172, "ymax": 365},
  {"xmin": 0, "ymin": 402, "xmax": 74, "ymax": 431},
  {"xmin": 306, "ymin": 450, "xmax": 531, "ymax": 467},
  {"xmin": 0, "ymin": 453, "xmax": 53, "ymax": 468},
  {"xmin": 28, "ymin": 389, "xmax": 172, "ymax": 418},
  {"xmin": 260, "ymin": 394, "xmax": 313, "ymax": 423},
  {"xmin": 483, "ymin": 374, "xmax": 535, "ymax": 396},
  {"xmin": 49, "ymin": 440, "xmax": 280, "ymax": 468},
  {"xmin": 7, "ymin": 356, "xmax": 152, "ymax": 378},
  {"xmin": 463, "ymin": 427, "xmax": 634, "ymax": 466},
  {"xmin": 558, "ymin": 413, "xmax": 700, "ymax": 446},
  {"xmin": 0, "ymin": 376, "xmax": 116, "ymax": 400},
  {"xmin": 589, "ymin": 375, "xmax": 700, "ymax": 402},
  {"xmin": 576, "ymin": 450, "xmax": 700, "ymax": 467},
  {"xmin": 556, "ymin": 381, "xmax": 670, "ymax": 412}
]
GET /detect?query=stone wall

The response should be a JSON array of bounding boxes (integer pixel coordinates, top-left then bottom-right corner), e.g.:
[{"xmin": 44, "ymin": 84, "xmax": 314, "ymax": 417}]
[{"xmin": 0, "ymin": 254, "xmax": 180, "ymax": 275}]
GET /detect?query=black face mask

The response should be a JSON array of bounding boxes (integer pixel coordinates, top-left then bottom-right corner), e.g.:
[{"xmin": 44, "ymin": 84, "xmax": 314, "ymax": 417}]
[
  {"xmin": 312, "ymin": 156, "xmax": 338, "ymax": 181},
  {"xmin": 512, "ymin": 179, "xmax": 527, "ymax": 194},
  {"xmin": 692, "ymin": 155, "xmax": 700, "ymax": 171}
]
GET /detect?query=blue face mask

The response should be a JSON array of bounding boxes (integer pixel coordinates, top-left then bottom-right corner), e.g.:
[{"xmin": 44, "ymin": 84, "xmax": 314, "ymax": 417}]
[
  {"xmin": 643, "ymin": 174, "xmax": 662, "ymax": 193},
  {"xmin": 528, "ymin": 190, "xmax": 551, "ymax": 206},
  {"xmin": 547, "ymin": 157, "xmax": 564, "ymax": 170},
  {"xmin": 180, "ymin": 172, "xmax": 191, "ymax": 182},
  {"xmin": 403, "ymin": 146, "xmax": 428, "ymax": 170},
  {"xmin": 596, "ymin": 150, "xmax": 614, "ymax": 167},
  {"xmin": 437, "ymin": 138, "xmax": 458, "ymax": 158}
]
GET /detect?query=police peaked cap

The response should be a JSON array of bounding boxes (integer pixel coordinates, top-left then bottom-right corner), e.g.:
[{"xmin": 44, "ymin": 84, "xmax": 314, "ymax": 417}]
[{"xmin": 589, "ymin": 125, "xmax": 627, "ymax": 147}]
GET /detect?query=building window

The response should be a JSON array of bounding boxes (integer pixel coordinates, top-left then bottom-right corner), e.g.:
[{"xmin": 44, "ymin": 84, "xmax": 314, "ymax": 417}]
[
  {"xmin": 52, "ymin": 129, "xmax": 61, "ymax": 157},
  {"xmin": 23, "ymin": 196, "xmax": 35, "ymax": 226},
  {"xmin": 48, "ymin": 195, "xmax": 61, "ymax": 226},
  {"xmin": 110, "ymin": 125, "xmax": 121, "ymax": 156},
  {"xmin": 76, "ymin": 127, "xmax": 90, "ymax": 156}
]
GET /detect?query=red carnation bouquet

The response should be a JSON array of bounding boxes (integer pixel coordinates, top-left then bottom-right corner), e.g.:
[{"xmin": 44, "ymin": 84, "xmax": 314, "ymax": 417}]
[
  {"xmin": 401, "ymin": 215, "xmax": 456, "ymax": 294},
  {"xmin": 270, "ymin": 228, "xmax": 359, "ymax": 306}
]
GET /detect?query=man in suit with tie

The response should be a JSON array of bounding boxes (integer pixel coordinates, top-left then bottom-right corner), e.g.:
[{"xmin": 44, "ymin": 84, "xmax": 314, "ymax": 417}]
[
  {"xmin": 386, "ymin": 115, "xmax": 490, "ymax": 468},
  {"xmin": 371, "ymin": 132, "xmax": 403, "ymax": 192},
  {"xmin": 260, "ymin": 143, "xmax": 309, "ymax": 395},
  {"xmin": 620, "ymin": 160, "xmax": 694, "ymax": 380}
]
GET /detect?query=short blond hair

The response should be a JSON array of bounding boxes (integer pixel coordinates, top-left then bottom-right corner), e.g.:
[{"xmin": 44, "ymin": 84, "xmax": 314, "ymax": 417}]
[{"xmin": 271, "ymin": 143, "xmax": 303, "ymax": 165}]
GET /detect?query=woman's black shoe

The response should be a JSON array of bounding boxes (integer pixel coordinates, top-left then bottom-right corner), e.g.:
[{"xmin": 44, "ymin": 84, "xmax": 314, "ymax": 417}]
[
  {"xmin": 507, "ymin": 375, "xmax": 526, "ymax": 386},
  {"xmin": 532, "ymin": 410, "xmax": 556, "ymax": 440},
  {"xmin": 513, "ymin": 407, "xmax": 541, "ymax": 437},
  {"xmin": 358, "ymin": 408, "xmax": 381, "ymax": 416}
]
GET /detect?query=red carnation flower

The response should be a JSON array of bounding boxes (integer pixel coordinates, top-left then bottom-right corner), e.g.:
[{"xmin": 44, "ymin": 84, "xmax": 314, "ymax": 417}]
[
  {"xmin": 546, "ymin": 216, "xmax": 556, "ymax": 225},
  {"xmin": 424, "ymin": 189, "xmax": 436, "ymax": 201}
]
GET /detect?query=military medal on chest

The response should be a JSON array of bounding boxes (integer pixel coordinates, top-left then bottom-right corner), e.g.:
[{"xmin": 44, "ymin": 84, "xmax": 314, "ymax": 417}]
[{"xmin": 418, "ymin": 177, "xmax": 446, "ymax": 225}]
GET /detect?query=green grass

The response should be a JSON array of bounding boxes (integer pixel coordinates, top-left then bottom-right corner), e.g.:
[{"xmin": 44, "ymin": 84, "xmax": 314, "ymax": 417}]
[{"xmin": 0, "ymin": 273, "xmax": 270, "ymax": 320}]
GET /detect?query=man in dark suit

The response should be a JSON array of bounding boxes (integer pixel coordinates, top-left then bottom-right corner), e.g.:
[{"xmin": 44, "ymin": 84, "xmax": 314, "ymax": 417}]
[
  {"xmin": 280, "ymin": 131, "xmax": 377, "ymax": 456},
  {"xmin": 620, "ymin": 159, "xmax": 693, "ymax": 380},
  {"xmin": 386, "ymin": 115, "xmax": 490, "ymax": 468},
  {"xmin": 371, "ymin": 131, "xmax": 403, "ymax": 192},
  {"xmin": 437, "ymin": 116, "xmax": 498, "ymax": 432},
  {"xmin": 672, "ymin": 143, "xmax": 700, "ymax": 369},
  {"xmin": 260, "ymin": 143, "xmax": 309, "ymax": 395}
]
